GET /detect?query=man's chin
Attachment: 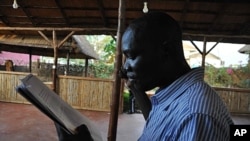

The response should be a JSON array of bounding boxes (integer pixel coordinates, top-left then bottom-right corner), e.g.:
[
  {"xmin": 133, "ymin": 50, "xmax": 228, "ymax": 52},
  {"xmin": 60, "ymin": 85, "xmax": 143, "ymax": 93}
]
[
  {"xmin": 125, "ymin": 79, "xmax": 145, "ymax": 91},
  {"xmin": 126, "ymin": 79, "xmax": 136, "ymax": 88}
]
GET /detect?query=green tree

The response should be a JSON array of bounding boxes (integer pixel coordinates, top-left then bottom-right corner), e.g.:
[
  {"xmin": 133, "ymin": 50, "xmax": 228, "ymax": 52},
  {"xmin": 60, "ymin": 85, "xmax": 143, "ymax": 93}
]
[{"xmin": 86, "ymin": 35, "xmax": 116, "ymax": 79}]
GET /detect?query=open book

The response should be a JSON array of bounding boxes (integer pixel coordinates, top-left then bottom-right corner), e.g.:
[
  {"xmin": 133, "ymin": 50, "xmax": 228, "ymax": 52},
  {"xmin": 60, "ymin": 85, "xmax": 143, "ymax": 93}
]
[{"xmin": 16, "ymin": 74, "xmax": 104, "ymax": 141}]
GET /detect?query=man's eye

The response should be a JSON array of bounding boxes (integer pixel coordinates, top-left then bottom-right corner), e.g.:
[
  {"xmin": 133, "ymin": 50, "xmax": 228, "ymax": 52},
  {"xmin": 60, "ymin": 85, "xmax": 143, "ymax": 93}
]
[
  {"xmin": 126, "ymin": 53, "xmax": 135, "ymax": 59},
  {"xmin": 127, "ymin": 55, "xmax": 135, "ymax": 59}
]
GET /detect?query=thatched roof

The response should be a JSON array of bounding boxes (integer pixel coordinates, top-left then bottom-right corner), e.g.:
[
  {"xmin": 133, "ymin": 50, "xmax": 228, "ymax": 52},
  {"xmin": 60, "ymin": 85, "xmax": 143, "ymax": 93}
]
[
  {"xmin": 0, "ymin": 35, "xmax": 99, "ymax": 59},
  {"xmin": 72, "ymin": 35, "xmax": 99, "ymax": 59},
  {"xmin": 239, "ymin": 45, "xmax": 250, "ymax": 54}
]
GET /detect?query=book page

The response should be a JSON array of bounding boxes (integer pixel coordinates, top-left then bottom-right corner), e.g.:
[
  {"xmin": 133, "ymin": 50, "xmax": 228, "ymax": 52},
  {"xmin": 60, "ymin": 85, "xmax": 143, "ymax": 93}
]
[{"xmin": 17, "ymin": 74, "xmax": 104, "ymax": 141}]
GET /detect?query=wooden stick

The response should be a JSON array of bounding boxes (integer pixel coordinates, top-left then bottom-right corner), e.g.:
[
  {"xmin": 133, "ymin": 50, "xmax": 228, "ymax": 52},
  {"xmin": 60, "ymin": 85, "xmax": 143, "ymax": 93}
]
[
  {"xmin": 0, "ymin": 27, "xmax": 116, "ymax": 32},
  {"xmin": 58, "ymin": 31, "xmax": 75, "ymax": 48},
  {"xmin": 52, "ymin": 30, "xmax": 58, "ymax": 92},
  {"xmin": 107, "ymin": 0, "xmax": 125, "ymax": 140}
]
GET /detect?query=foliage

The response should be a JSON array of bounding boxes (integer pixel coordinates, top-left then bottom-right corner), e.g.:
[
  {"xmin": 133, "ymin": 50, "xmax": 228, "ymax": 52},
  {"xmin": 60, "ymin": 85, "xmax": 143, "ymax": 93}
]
[
  {"xmin": 103, "ymin": 39, "xmax": 116, "ymax": 63},
  {"xmin": 86, "ymin": 35, "xmax": 116, "ymax": 79},
  {"xmin": 205, "ymin": 64, "xmax": 250, "ymax": 88},
  {"xmin": 123, "ymin": 91, "xmax": 130, "ymax": 112},
  {"xmin": 39, "ymin": 36, "xmax": 116, "ymax": 79},
  {"xmin": 205, "ymin": 65, "xmax": 232, "ymax": 87},
  {"xmin": 89, "ymin": 61, "xmax": 114, "ymax": 79}
]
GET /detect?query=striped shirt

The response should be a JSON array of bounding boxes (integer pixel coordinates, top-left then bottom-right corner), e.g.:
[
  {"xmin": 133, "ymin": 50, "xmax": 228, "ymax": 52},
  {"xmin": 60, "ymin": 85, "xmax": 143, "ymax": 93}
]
[{"xmin": 138, "ymin": 68, "xmax": 233, "ymax": 141}]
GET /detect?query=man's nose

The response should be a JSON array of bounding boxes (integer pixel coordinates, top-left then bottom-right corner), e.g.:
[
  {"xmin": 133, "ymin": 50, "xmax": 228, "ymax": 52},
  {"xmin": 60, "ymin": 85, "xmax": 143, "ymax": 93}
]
[
  {"xmin": 119, "ymin": 61, "xmax": 131, "ymax": 78},
  {"xmin": 123, "ymin": 60, "xmax": 132, "ymax": 72}
]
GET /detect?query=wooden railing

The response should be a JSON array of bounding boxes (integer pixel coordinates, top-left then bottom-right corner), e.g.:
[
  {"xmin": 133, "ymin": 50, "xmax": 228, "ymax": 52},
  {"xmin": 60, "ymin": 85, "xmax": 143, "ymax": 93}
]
[{"xmin": 214, "ymin": 87, "xmax": 250, "ymax": 114}]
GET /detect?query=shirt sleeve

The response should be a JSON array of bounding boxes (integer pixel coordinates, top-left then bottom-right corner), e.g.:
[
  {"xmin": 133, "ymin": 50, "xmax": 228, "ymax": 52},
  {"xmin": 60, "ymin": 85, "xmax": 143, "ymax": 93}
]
[{"xmin": 173, "ymin": 113, "xmax": 230, "ymax": 141}]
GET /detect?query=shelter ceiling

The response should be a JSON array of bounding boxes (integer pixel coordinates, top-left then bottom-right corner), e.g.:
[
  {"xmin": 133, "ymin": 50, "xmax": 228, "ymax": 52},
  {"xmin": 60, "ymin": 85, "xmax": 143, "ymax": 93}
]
[
  {"xmin": 0, "ymin": 35, "xmax": 99, "ymax": 59},
  {"xmin": 0, "ymin": 0, "xmax": 250, "ymax": 44}
]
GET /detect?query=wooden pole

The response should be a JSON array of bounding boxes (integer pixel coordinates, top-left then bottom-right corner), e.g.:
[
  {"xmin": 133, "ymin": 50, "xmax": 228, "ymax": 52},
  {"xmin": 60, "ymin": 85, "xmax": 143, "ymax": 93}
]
[
  {"xmin": 84, "ymin": 58, "xmax": 89, "ymax": 77},
  {"xmin": 201, "ymin": 36, "xmax": 207, "ymax": 68},
  {"xmin": 29, "ymin": 48, "xmax": 32, "ymax": 73},
  {"xmin": 58, "ymin": 31, "xmax": 75, "ymax": 48},
  {"xmin": 0, "ymin": 27, "xmax": 115, "ymax": 31},
  {"xmin": 52, "ymin": 30, "xmax": 58, "ymax": 92},
  {"xmin": 107, "ymin": 0, "xmax": 125, "ymax": 140},
  {"xmin": 206, "ymin": 38, "xmax": 223, "ymax": 55},
  {"xmin": 66, "ymin": 51, "xmax": 70, "ymax": 75}
]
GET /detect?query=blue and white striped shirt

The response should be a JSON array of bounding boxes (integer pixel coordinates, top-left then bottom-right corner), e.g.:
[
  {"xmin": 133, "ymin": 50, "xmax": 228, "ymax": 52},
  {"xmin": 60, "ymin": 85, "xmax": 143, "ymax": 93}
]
[{"xmin": 139, "ymin": 68, "xmax": 233, "ymax": 141}]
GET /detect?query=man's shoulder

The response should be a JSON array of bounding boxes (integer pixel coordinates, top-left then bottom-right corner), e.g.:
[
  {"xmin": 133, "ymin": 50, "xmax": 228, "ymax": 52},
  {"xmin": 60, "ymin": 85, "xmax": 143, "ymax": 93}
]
[{"xmin": 186, "ymin": 81, "xmax": 231, "ymax": 117}]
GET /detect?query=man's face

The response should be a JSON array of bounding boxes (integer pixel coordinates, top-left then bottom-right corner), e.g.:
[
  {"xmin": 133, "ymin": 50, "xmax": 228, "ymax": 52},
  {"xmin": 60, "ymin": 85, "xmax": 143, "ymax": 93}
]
[{"xmin": 121, "ymin": 28, "xmax": 166, "ymax": 91}]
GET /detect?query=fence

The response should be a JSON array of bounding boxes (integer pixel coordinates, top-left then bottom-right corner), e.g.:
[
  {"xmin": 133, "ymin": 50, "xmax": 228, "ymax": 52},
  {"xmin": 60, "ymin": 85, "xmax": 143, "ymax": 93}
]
[
  {"xmin": 0, "ymin": 71, "xmax": 30, "ymax": 104},
  {"xmin": 214, "ymin": 87, "xmax": 250, "ymax": 114},
  {"xmin": 58, "ymin": 75, "xmax": 113, "ymax": 111},
  {"xmin": 1, "ymin": 71, "xmax": 249, "ymax": 113},
  {"xmin": 0, "ymin": 71, "xmax": 114, "ymax": 111}
]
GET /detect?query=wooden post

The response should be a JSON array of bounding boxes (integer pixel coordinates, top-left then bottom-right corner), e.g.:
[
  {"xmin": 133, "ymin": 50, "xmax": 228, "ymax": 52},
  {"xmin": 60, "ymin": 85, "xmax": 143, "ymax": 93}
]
[
  {"xmin": 52, "ymin": 30, "xmax": 58, "ymax": 92},
  {"xmin": 108, "ymin": 0, "xmax": 125, "ymax": 140},
  {"xmin": 85, "ymin": 58, "xmax": 89, "ymax": 77},
  {"xmin": 66, "ymin": 51, "xmax": 70, "ymax": 75},
  {"xmin": 202, "ymin": 37, "xmax": 207, "ymax": 68},
  {"xmin": 38, "ymin": 30, "xmax": 75, "ymax": 91},
  {"xmin": 206, "ymin": 38, "xmax": 223, "ymax": 55},
  {"xmin": 29, "ymin": 48, "xmax": 32, "ymax": 73}
]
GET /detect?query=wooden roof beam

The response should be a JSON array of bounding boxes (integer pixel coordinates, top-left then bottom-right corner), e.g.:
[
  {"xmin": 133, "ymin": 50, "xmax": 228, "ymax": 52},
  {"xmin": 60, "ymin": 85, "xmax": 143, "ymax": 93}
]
[
  {"xmin": 237, "ymin": 19, "xmax": 250, "ymax": 35},
  {"xmin": 0, "ymin": 8, "xmax": 9, "ymax": 26},
  {"xmin": 207, "ymin": 3, "xmax": 227, "ymax": 34},
  {"xmin": 179, "ymin": 0, "xmax": 190, "ymax": 28},
  {"xmin": 183, "ymin": 32, "xmax": 250, "ymax": 39},
  {"xmin": 18, "ymin": 1, "xmax": 37, "ymax": 26},
  {"xmin": 55, "ymin": 0, "xmax": 70, "ymax": 26},
  {"xmin": 96, "ymin": 0, "xmax": 108, "ymax": 27},
  {"xmin": 0, "ymin": 27, "xmax": 116, "ymax": 32}
]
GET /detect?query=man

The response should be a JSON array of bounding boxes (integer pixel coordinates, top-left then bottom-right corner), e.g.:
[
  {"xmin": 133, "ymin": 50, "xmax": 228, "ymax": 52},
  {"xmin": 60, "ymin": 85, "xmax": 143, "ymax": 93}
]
[
  {"xmin": 55, "ymin": 12, "xmax": 233, "ymax": 141},
  {"xmin": 121, "ymin": 12, "xmax": 233, "ymax": 141}
]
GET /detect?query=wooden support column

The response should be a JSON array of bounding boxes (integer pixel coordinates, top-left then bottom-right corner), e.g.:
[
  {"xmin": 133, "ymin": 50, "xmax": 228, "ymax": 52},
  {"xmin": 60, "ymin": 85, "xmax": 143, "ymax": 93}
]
[
  {"xmin": 188, "ymin": 36, "xmax": 202, "ymax": 54},
  {"xmin": 84, "ymin": 58, "xmax": 89, "ymax": 77},
  {"xmin": 28, "ymin": 48, "xmax": 32, "ymax": 73},
  {"xmin": 52, "ymin": 30, "xmax": 58, "ymax": 92},
  {"xmin": 201, "ymin": 37, "xmax": 207, "ymax": 68},
  {"xmin": 108, "ymin": 0, "xmax": 125, "ymax": 140},
  {"xmin": 66, "ymin": 52, "xmax": 70, "ymax": 75},
  {"xmin": 38, "ymin": 30, "xmax": 75, "ymax": 91},
  {"xmin": 206, "ymin": 38, "xmax": 223, "ymax": 55}
]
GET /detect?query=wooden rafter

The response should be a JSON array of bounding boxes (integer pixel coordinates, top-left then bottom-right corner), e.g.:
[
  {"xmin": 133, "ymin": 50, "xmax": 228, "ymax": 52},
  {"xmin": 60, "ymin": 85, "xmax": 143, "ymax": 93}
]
[
  {"xmin": 96, "ymin": 0, "xmax": 108, "ymax": 27},
  {"xmin": 18, "ymin": 1, "xmax": 37, "ymax": 26},
  {"xmin": 238, "ymin": 19, "xmax": 250, "ymax": 35},
  {"xmin": 0, "ymin": 8, "xmax": 9, "ymax": 26},
  {"xmin": 208, "ymin": 3, "xmax": 227, "ymax": 34},
  {"xmin": 55, "ymin": 0, "xmax": 70, "ymax": 26},
  {"xmin": 0, "ymin": 26, "xmax": 116, "ymax": 32},
  {"xmin": 179, "ymin": 0, "xmax": 190, "ymax": 28}
]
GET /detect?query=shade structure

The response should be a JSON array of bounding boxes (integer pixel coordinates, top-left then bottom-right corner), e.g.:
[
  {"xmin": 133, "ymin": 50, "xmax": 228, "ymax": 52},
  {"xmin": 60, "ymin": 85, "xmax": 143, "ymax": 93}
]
[{"xmin": 0, "ymin": 35, "xmax": 99, "ymax": 59}]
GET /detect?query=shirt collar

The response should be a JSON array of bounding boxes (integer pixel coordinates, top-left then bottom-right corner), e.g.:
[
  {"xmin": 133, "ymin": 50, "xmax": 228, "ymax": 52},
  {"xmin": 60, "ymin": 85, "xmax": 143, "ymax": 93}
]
[{"xmin": 151, "ymin": 67, "xmax": 205, "ymax": 106}]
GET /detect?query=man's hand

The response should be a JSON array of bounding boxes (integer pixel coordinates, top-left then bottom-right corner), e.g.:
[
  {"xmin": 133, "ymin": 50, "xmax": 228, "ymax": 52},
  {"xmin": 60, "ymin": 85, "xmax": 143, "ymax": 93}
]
[
  {"xmin": 128, "ymin": 84, "xmax": 151, "ymax": 120},
  {"xmin": 54, "ymin": 123, "xmax": 93, "ymax": 141}
]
